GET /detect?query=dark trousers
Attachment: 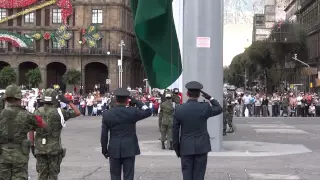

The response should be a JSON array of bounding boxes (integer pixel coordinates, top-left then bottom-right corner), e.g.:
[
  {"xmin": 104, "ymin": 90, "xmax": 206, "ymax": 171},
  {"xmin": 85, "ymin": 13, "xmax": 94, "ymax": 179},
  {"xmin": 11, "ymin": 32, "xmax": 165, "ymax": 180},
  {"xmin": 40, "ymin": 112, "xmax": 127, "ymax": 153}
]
[
  {"xmin": 181, "ymin": 153, "xmax": 208, "ymax": 180},
  {"xmin": 80, "ymin": 106, "xmax": 86, "ymax": 115},
  {"xmin": 242, "ymin": 104, "xmax": 252, "ymax": 117},
  {"xmin": 87, "ymin": 105, "xmax": 93, "ymax": 115},
  {"xmin": 296, "ymin": 105, "xmax": 302, "ymax": 117},
  {"xmin": 316, "ymin": 106, "xmax": 320, "ymax": 117},
  {"xmin": 109, "ymin": 156, "xmax": 135, "ymax": 180},
  {"xmin": 272, "ymin": 104, "xmax": 280, "ymax": 116}
]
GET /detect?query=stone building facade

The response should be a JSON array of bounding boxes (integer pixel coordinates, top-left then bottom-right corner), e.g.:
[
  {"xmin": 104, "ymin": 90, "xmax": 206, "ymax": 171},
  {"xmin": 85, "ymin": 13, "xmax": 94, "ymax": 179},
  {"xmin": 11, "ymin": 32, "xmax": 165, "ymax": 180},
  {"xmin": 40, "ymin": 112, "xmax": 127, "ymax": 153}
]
[{"xmin": 0, "ymin": 0, "xmax": 145, "ymax": 93}]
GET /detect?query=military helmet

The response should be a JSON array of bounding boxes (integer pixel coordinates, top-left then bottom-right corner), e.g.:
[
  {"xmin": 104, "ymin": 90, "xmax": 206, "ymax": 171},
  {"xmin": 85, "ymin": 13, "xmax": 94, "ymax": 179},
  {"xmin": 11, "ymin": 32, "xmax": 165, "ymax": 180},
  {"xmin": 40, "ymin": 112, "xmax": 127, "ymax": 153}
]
[
  {"xmin": 165, "ymin": 92, "xmax": 172, "ymax": 98},
  {"xmin": 43, "ymin": 88, "xmax": 59, "ymax": 103},
  {"xmin": 4, "ymin": 84, "xmax": 22, "ymax": 99}
]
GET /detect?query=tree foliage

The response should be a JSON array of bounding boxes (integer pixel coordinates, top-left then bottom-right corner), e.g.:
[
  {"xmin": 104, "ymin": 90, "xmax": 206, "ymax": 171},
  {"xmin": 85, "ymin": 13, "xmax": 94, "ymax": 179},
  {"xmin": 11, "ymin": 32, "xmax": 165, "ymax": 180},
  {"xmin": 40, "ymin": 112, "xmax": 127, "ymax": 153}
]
[
  {"xmin": 0, "ymin": 66, "xmax": 16, "ymax": 86},
  {"xmin": 225, "ymin": 21, "xmax": 307, "ymax": 92},
  {"xmin": 63, "ymin": 69, "xmax": 81, "ymax": 85},
  {"xmin": 26, "ymin": 68, "xmax": 42, "ymax": 88}
]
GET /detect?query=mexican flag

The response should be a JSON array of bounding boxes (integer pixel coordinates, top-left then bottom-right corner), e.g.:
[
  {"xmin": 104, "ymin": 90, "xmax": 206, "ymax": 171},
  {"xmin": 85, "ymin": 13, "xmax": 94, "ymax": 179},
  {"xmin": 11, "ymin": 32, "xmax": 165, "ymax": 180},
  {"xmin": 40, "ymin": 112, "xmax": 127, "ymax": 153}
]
[{"xmin": 130, "ymin": 0, "xmax": 183, "ymax": 90}]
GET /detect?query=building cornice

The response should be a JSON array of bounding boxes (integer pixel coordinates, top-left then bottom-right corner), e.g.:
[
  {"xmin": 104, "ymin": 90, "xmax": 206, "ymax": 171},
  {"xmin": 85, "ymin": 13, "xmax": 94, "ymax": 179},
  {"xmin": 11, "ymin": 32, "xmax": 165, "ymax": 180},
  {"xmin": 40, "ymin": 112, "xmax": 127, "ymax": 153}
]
[
  {"xmin": 284, "ymin": 0, "xmax": 296, "ymax": 12},
  {"xmin": 295, "ymin": 0, "xmax": 315, "ymax": 14},
  {"xmin": 72, "ymin": 2, "xmax": 132, "ymax": 12}
]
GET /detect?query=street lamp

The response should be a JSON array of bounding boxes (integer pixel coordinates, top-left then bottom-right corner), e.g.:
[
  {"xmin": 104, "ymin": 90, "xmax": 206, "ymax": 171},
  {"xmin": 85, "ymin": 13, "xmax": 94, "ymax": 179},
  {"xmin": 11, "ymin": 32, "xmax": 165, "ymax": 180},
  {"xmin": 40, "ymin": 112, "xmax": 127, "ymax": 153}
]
[
  {"xmin": 79, "ymin": 36, "xmax": 83, "ymax": 95},
  {"xmin": 118, "ymin": 40, "xmax": 125, "ymax": 88},
  {"xmin": 143, "ymin": 79, "xmax": 150, "ymax": 94},
  {"xmin": 292, "ymin": 54, "xmax": 311, "ymax": 92}
]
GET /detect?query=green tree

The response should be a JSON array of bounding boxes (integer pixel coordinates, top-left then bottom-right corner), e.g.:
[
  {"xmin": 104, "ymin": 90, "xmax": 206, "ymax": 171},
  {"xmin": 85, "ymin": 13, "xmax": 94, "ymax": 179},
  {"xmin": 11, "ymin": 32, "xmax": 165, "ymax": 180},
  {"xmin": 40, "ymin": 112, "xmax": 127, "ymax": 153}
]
[
  {"xmin": 26, "ymin": 68, "xmax": 42, "ymax": 88},
  {"xmin": 63, "ymin": 69, "xmax": 81, "ymax": 86},
  {"xmin": 0, "ymin": 66, "xmax": 16, "ymax": 87},
  {"xmin": 226, "ymin": 53, "xmax": 249, "ymax": 87}
]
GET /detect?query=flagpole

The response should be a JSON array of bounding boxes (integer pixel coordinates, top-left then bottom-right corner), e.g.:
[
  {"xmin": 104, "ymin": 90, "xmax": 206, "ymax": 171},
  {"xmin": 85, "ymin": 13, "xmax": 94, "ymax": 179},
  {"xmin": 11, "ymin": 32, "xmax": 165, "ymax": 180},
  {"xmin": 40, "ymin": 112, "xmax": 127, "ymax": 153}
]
[{"xmin": 183, "ymin": 0, "xmax": 223, "ymax": 151}]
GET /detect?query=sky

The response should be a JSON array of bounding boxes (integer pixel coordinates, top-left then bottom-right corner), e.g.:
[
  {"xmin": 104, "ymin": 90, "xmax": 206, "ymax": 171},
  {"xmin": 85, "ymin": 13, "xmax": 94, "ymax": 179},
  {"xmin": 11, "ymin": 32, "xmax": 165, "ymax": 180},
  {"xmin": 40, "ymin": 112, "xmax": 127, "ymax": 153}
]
[
  {"xmin": 223, "ymin": 0, "xmax": 265, "ymax": 66},
  {"xmin": 223, "ymin": 24, "xmax": 252, "ymax": 66}
]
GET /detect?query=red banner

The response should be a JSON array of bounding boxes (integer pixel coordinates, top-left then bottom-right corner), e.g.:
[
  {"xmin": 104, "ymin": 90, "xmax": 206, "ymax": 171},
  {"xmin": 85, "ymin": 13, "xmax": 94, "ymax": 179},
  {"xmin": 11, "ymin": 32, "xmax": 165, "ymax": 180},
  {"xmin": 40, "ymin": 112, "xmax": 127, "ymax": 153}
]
[{"xmin": 0, "ymin": 0, "xmax": 38, "ymax": 8}]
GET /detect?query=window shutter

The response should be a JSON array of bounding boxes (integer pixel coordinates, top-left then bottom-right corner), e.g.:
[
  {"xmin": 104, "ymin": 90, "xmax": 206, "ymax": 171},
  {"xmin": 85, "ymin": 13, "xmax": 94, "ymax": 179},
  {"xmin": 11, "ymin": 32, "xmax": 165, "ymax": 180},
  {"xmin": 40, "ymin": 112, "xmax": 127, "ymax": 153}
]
[
  {"xmin": 36, "ymin": 9, "xmax": 41, "ymax": 26},
  {"xmin": 45, "ymin": 9, "xmax": 50, "ymax": 26},
  {"xmin": 8, "ymin": 9, "xmax": 13, "ymax": 26}
]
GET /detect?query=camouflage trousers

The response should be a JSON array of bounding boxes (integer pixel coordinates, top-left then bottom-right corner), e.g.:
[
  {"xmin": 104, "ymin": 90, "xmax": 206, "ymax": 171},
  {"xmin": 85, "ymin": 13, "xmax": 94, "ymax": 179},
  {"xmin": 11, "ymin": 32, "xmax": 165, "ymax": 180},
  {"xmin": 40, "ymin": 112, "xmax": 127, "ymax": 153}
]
[
  {"xmin": 223, "ymin": 112, "xmax": 227, "ymax": 131},
  {"xmin": 36, "ymin": 154, "xmax": 63, "ymax": 180},
  {"xmin": 226, "ymin": 113, "xmax": 233, "ymax": 127},
  {"xmin": 160, "ymin": 124, "xmax": 172, "ymax": 144},
  {"xmin": 0, "ymin": 163, "xmax": 28, "ymax": 180}
]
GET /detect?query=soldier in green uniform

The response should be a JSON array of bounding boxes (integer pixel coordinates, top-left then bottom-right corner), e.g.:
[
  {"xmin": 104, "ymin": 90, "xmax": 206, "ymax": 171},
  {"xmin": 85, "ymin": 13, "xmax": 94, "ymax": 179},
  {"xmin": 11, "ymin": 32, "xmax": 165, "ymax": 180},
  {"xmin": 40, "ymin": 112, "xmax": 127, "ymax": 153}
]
[
  {"xmin": 158, "ymin": 89, "xmax": 171, "ymax": 136},
  {"xmin": 0, "ymin": 93, "xmax": 5, "ymax": 111},
  {"xmin": 172, "ymin": 88, "xmax": 180, "ymax": 105},
  {"xmin": 0, "ymin": 85, "xmax": 47, "ymax": 180},
  {"xmin": 222, "ymin": 95, "xmax": 228, "ymax": 136},
  {"xmin": 109, "ymin": 94, "xmax": 116, "ymax": 109},
  {"xmin": 159, "ymin": 92, "xmax": 175, "ymax": 150},
  {"xmin": 30, "ymin": 88, "xmax": 81, "ymax": 180},
  {"xmin": 226, "ymin": 96, "xmax": 235, "ymax": 133}
]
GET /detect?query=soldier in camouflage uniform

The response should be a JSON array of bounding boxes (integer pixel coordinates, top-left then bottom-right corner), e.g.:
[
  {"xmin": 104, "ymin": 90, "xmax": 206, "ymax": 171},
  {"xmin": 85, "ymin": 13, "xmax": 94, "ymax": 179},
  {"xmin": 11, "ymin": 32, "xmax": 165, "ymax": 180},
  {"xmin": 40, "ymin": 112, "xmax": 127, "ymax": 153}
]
[
  {"xmin": 172, "ymin": 88, "xmax": 180, "ymax": 104},
  {"xmin": 30, "ymin": 88, "xmax": 81, "ymax": 180},
  {"xmin": 159, "ymin": 92, "xmax": 175, "ymax": 150},
  {"xmin": 109, "ymin": 94, "xmax": 116, "ymax": 109},
  {"xmin": 222, "ymin": 95, "xmax": 228, "ymax": 136},
  {"xmin": 0, "ymin": 93, "xmax": 5, "ymax": 111},
  {"xmin": 0, "ymin": 84, "xmax": 47, "ymax": 180},
  {"xmin": 158, "ymin": 89, "xmax": 171, "ymax": 133},
  {"xmin": 226, "ymin": 96, "xmax": 235, "ymax": 133}
]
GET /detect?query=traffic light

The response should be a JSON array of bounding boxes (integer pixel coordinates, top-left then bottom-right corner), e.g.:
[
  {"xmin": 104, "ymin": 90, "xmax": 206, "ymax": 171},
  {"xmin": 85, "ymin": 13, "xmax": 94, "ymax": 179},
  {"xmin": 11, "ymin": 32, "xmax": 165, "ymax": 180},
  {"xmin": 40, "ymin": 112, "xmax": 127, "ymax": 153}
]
[{"xmin": 310, "ymin": 82, "xmax": 313, "ymax": 88}]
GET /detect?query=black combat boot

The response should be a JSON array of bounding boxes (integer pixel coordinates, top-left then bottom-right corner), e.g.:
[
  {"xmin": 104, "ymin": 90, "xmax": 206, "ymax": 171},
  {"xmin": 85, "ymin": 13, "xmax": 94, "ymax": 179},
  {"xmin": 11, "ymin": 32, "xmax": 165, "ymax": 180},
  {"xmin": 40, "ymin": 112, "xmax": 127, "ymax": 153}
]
[
  {"xmin": 161, "ymin": 141, "xmax": 165, "ymax": 149},
  {"xmin": 227, "ymin": 126, "xmax": 234, "ymax": 133},
  {"xmin": 169, "ymin": 141, "xmax": 173, "ymax": 150},
  {"xmin": 223, "ymin": 129, "xmax": 227, "ymax": 136}
]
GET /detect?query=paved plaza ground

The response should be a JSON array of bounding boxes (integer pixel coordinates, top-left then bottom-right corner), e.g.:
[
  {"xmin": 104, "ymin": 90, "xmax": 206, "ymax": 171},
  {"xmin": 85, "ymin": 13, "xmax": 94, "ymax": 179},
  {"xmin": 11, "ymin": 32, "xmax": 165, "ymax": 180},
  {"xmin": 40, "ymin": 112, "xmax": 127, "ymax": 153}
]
[{"xmin": 28, "ymin": 116, "xmax": 320, "ymax": 180}]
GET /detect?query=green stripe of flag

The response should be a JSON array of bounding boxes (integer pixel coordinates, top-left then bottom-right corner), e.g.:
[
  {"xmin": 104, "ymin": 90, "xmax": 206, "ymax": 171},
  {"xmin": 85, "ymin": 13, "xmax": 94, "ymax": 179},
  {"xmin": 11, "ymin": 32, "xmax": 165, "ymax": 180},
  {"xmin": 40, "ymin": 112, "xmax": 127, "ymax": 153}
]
[{"xmin": 130, "ymin": 0, "xmax": 182, "ymax": 89}]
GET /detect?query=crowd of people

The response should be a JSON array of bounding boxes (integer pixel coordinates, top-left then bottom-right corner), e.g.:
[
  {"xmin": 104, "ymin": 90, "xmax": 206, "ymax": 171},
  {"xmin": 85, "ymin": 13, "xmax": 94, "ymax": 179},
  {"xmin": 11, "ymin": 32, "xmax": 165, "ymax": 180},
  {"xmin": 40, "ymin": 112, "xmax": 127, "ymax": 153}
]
[{"xmin": 233, "ymin": 91, "xmax": 320, "ymax": 117}]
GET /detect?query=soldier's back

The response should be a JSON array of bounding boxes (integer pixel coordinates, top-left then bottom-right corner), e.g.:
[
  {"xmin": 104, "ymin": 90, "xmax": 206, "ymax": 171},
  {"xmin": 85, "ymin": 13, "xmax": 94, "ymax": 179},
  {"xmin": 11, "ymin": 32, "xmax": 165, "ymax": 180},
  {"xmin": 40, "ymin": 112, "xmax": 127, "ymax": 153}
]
[
  {"xmin": 34, "ymin": 106, "xmax": 64, "ymax": 155},
  {"xmin": 174, "ymin": 100, "xmax": 212, "ymax": 155},
  {"xmin": 0, "ymin": 105, "xmax": 40, "ymax": 180}
]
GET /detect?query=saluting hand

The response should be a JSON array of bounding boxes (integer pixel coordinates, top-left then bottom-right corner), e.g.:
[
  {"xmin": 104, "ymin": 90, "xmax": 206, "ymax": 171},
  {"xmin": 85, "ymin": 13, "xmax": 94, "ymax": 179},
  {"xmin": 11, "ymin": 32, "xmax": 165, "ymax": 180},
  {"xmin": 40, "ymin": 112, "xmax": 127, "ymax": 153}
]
[
  {"xmin": 129, "ymin": 96, "xmax": 137, "ymax": 104},
  {"xmin": 57, "ymin": 95, "xmax": 70, "ymax": 104},
  {"xmin": 200, "ymin": 90, "xmax": 212, "ymax": 100}
]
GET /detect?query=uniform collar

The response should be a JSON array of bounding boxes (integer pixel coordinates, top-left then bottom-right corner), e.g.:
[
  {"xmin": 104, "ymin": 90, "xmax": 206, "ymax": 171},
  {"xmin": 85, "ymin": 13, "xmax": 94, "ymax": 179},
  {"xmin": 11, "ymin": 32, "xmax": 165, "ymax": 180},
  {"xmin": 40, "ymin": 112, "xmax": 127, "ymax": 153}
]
[
  {"xmin": 116, "ymin": 104, "xmax": 127, "ymax": 107},
  {"xmin": 187, "ymin": 99, "xmax": 198, "ymax": 102}
]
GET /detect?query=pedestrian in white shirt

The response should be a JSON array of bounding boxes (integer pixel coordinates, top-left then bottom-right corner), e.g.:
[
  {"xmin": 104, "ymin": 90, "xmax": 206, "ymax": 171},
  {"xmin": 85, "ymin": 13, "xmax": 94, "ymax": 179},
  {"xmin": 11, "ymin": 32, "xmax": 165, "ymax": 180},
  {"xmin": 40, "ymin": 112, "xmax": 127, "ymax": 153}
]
[
  {"xmin": 242, "ymin": 92, "xmax": 252, "ymax": 117},
  {"xmin": 296, "ymin": 93, "xmax": 303, "ymax": 117},
  {"xmin": 309, "ymin": 103, "xmax": 316, "ymax": 117},
  {"xmin": 97, "ymin": 102, "xmax": 102, "ymax": 116}
]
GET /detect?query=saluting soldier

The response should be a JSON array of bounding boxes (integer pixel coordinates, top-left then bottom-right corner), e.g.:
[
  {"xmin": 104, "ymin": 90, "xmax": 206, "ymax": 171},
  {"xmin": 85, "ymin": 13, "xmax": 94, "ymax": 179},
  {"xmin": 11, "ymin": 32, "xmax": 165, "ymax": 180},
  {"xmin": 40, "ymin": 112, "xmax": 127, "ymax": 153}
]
[
  {"xmin": 158, "ymin": 89, "xmax": 171, "ymax": 140},
  {"xmin": 159, "ymin": 92, "xmax": 175, "ymax": 150},
  {"xmin": 30, "ymin": 88, "xmax": 81, "ymax": 180},
  {"xmin": 172, "ymin": 88, "xmax": 180, "ymax": 104},
  {"xmin": 101, "ymin": 88, "xmax": 152, "ymax": 180},
  {"xmin": 172, "ymin": 81, "xmax": 223, "ymax": 180},
  {"xmin": 0, "ymin": 85, "xmax": 47, "ymax": 180},
  {"xmin": 0, "ymin": 93, "xmax": 5, "ymax": 111},
  {"xmin": 222, "ymin": 94, "xmax": 228, "ymax": 136},
  {"xmin": 226, "ymin": 95, "xmax": 235, "ymax": 133}
]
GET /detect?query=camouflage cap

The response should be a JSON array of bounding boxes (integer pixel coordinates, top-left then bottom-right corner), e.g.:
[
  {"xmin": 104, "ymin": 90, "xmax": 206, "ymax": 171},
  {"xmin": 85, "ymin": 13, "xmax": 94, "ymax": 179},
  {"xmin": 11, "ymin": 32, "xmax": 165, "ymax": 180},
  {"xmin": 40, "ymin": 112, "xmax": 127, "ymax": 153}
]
[
  {"xmin": 43, "ymin": 88, "xmax": 59, "ymax": 103},
  {"xmin": 165, "ymin": 92, "xmax": 172, "ymax": 98},
  {"xmin": 4, "ymin": 84, "xmax": 22, "ymax": 99}
]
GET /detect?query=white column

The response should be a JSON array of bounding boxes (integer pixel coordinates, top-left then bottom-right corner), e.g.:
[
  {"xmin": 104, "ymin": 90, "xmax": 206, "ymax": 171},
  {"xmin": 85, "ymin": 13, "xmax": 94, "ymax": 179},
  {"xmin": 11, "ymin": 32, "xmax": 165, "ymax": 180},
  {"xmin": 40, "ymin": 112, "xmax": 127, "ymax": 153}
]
[{"xmin": 183, "ymin": 0, "xmax": 223, "ymax": 151}]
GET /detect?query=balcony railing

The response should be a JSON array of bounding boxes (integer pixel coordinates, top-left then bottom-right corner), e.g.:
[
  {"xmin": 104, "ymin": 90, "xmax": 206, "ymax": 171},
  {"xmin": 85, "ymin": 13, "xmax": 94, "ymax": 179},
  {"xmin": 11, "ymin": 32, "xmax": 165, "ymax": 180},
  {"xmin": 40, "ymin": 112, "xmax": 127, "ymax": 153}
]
[
  {"xmin": 0, "ymin": 48, "xmax": 6, "ymax": 54},
  {"xmin": 17, "ymin": 47, "xmax": 36, "ymax": 54},
  {"xmin": 46, "ymin": 48, "xmax": 132, "ymax": 56}
]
